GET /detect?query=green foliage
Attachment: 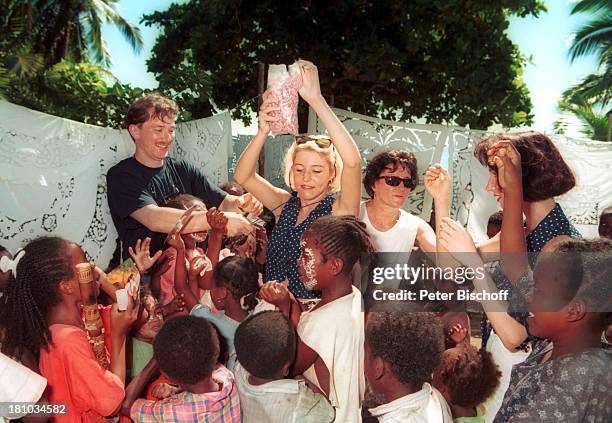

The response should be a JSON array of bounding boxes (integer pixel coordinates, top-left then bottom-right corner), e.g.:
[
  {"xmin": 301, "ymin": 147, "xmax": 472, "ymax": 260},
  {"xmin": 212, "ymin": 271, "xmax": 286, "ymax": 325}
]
[
  {"xmin": 29, "ymin": 0, "xmax": 143, "ymax": 67},
  {"xmin": 555, "ymin": 88, "xmax": 610, "ymax": 141},
  {"xmin": 143, "ymin": 0, "xmax": 544, "ymax": 129},
  {"xmin": 6, "ymin": 60, "xmax": 145, "ymax": 128},
  {"xmin": 564, "ymin": 0, "xmax": 611, "ymax": 139}
]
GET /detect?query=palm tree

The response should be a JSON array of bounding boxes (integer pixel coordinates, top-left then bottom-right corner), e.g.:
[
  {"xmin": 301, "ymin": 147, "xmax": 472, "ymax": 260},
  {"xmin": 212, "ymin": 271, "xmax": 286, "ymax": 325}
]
[
  {"xmin": 555, "ymin": 93, "xmax": 609, "ymax": 141},
  {"xmin": 31, "ymin": 0, "xmax": 143, "ymax": 67},
  {"xmin": 566, "ymin": 0, "xmax": 611, "ymax": 139}
]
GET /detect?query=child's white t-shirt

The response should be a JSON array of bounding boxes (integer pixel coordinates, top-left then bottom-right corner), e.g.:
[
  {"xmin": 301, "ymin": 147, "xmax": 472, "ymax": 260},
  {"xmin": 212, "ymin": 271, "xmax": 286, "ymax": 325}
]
[{"xmin": 297, "ymin": 286, "xmax": 364, "ymax": 423}]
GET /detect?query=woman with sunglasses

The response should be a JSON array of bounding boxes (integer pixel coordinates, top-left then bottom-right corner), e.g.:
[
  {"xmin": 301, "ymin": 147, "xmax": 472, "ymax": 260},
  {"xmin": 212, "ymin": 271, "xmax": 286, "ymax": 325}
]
[
  {"xmin": 234, "ymin": 60, "xmax": 361, "ymax": 306},
  {"xmin": 361, "ymin": 150, "xmax": 437, "ymax": 256}
]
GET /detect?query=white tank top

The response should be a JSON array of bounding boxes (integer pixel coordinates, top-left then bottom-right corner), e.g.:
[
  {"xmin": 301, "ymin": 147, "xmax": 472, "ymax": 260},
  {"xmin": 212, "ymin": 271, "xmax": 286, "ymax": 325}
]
[{"xmin": 359, "ymin": 201, "xmax": 421, "ymax": 252}]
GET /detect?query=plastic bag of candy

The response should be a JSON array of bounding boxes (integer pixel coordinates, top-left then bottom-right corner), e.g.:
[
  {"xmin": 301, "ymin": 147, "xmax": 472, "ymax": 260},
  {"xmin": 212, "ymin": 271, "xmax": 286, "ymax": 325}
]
[{"xmin": 267, "ymin": 62, "xmax": 302, "ymax": 135}]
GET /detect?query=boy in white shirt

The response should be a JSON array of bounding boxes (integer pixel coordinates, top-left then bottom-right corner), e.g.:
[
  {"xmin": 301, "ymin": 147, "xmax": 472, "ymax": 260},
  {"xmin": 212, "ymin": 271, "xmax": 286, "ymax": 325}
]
[
  {"xmin": 364, "ymin": 311, "xmax": 452, "ymax": 422},
  {"xmin": 234, "ymin": 311, "xmax": 334, "ymax": 423}
]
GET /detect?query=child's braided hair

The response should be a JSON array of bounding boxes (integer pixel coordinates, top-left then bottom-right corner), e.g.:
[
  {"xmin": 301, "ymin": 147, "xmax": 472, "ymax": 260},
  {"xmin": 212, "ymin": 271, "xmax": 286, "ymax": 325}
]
[
  {"xmin": 0, "ymin": 237, "xmax": 73, "ymax": 358},
  {"xmin": 304, "ymin": 215, "xmax": 374, "ymax": 274}
]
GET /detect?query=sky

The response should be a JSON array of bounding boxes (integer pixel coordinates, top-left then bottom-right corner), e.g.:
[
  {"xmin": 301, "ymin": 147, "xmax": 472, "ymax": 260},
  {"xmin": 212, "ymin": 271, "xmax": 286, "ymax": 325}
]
[{"xmin": 103, "ymin": 0, "xmax": 600, "ymax": 134}]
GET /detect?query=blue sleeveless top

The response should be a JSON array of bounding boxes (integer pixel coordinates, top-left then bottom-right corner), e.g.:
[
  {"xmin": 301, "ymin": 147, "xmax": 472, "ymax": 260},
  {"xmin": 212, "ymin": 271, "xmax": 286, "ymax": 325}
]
[
  {"xmin": 481, "ymin": 203, "xmax": 580, "ymax": 347},
  {"xmin": 265, "ymin": 193, "xmax": 334, "ymax": 299}
]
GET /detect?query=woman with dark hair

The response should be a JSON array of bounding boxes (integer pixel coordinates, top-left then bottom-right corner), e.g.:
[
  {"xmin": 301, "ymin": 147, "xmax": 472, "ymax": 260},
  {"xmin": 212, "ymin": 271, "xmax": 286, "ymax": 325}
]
[
  {"xmin": 429, "ymin": 131, "xmax": 581, "ymax": 422},
  {"xmin": 360, "ymin": 150, "xmax": 437, "ymax": 254}
]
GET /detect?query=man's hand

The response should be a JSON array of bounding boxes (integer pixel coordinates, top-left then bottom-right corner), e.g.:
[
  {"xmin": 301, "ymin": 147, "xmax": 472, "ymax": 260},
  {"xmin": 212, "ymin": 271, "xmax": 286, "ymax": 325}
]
[
  {"xmin": 224, "ymin": 212, "xmax": 255, "ymax": 237},
  {"xmin": 237, "ymin": 193, "xmax": 264, "ymax": 216},
  {"xmin": 129, "ymin": 237, "xmax": 163, "ymax": 274}
]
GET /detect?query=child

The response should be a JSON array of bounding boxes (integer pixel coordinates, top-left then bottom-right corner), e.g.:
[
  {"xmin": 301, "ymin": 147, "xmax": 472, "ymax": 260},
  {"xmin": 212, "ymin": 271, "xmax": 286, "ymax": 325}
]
[
  {"xmin": 234, "ymin": 310, "xmax": 335, "ymax": 423},
  {"xmin": 433, "ymin": 343, "xmax": 501, "ymax": 422},
  {"xmin": 0, "ymin": 237, "xmax": 141, "ymax": 422},
  {"xmin": 169, "ymin": 209, "xmax": 267, "ymax": 370},
  {"xmin": 128, "ymin": 315, "xmax": 241, "ymax": 422},
  {"xmin": 486, "ymin": 211, "xmax": 503, "ymax": 239},
  {"xmin": 155, "ymin": 193, "xmax": 213, "ymax": 306},
  {"xmin": 364, "ymin": 310, "xmax": 452, "ymax": 422},
  {"xmin": 261, "ymin": 215, "xmax": 373, "ymax": 422},
  {"xmin": 494, "ymin": 238, "xmax": 612, "ymax": 422}
]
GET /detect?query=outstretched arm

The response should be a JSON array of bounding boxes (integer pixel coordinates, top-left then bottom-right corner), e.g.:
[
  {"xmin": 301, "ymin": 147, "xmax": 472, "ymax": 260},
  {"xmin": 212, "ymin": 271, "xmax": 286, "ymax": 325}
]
[
  {"xmin": 234, "ymin": 91, "xmax": 292, "ymax": 216},
  {"xmin": 166, "ymin": 234, "xmax": 199, "ymax": 311},
  {"xmin": 297, "ymin": 61, "xmax": 361, "ymax": 217}
]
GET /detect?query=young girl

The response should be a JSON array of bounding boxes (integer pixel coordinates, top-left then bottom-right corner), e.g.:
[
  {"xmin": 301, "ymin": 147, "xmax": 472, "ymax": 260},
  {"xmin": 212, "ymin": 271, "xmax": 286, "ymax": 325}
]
[
  {"xmin": 261, "ymin": 215, "xmax": 374, "ymax": 423},
  {"xmin": 169, "ymin": 208, "xmax": 267, "ymax": 370},
  {"xmin": 154, "ymin": 193, "xmax": 213, "ymax": 306},
  {"xmin": 0, "ymin": 237, "xmax": 144, "ymax": 422},
  {"xmin": 433, "ymin": 343, "xmax": 501, "ymax": 422}
]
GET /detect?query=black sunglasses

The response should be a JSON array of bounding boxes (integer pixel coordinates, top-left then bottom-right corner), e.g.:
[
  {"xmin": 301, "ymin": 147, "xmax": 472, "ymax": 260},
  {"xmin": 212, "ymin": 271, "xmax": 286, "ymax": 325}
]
[
  {"xmin": 295, "ymin": 134, "xmax": 332, "ymax": 149},
  {"xmin": 378, "ymin": 176, "xmax": 415, "ymax": 189}
]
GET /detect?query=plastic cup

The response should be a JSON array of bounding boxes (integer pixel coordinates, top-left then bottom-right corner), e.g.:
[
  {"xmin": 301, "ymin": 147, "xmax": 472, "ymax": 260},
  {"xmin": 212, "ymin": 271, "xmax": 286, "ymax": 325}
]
[{"xmin": 116, "ymin": 288, "xmax": 129, "ymax": 311}]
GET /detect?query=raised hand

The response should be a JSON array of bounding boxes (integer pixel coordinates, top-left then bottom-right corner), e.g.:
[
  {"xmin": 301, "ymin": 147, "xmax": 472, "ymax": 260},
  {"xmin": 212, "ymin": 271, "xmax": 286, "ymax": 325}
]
[
  {"xmin": 207, "ymin": 207, "xmax": 229, "ymax": 234},
  {"xmin": 259, "ymin": 281, "xmax": 290, "ymax": 310},
  {"xmin": 447, "ymin": 323, "xmax": 468, "ymax": 346},
  {"xmin": 297, "ymin": 60, "xmax": 322, "ymax": 104},
  {"xmin": 129, "ymin": 237, "xmax": 163, "ymax": 274},
  {"xmin": 258, "ymin": 90, "xmax": 280, "ymax": 135},
  {"xmin": 189, "ymin": 255, "xmax": 212, "ymax": 279},
  {"xmin": 487, "ymin": 141, "xmax": 522, "ymax": 192},
  {"xmin": 166, "ymin": 232, "xmax": 185, "ymax": 252},
  {"xmin": 424, "ymin": 164, "xmax": 451, "ymax": 200}
]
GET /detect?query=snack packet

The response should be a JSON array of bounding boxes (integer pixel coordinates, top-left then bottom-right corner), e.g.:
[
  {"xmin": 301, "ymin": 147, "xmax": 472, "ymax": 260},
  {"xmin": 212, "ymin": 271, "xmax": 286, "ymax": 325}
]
[
  {"xmin": 267, "ymin": 62, "xmax": 302, "ymax": 135},
  {"xmin": 106, "ymin": 258, "xmax": 139, "ymax": 289}
]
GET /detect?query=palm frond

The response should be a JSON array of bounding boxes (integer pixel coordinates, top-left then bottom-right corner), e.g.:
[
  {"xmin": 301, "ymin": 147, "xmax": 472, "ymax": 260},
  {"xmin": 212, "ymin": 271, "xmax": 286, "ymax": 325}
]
[
  {"xmin": 568, "ymin": 15, "xmax": 612, "ymax": 62},
  {"xmin": 570, "ymin": 0, "xmax": 611, "ymax": 15},
  {"xmin": 96, "ymin": 0, "xmax": 143, "ymax": 53}
]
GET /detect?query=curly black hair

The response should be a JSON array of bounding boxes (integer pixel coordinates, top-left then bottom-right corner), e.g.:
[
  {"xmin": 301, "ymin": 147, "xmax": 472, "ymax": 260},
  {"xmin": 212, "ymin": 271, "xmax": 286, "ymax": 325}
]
[
  {"xmin": 153, "ymin": 315, "xmax": 220, "ymax": 386},
  {"xmin": 366, "ymin": 311, "xmax": 444, "ymax": 386},
  {"xmin": 436, "ymin": 343, "xmax": 501, "ymax": 408},
  {"xmin": 0, "ymin": 237, "xmax": 74, "ymax": 359},
  {"xmin": 304, "ymin": 215, "xmax": 374, "ymax": 275},
  {"xmin": 474, "ymin": 131, "xmax": 575, "ymax": 202},
  {"xmin": 214, "ymin": 255, "xmax": 260, "ymax": 311},
  {"xmin": 554, "ymin": 238, "xmax": 612, "ymax": 326},
  {"xmin": 363, "ymin": 150, "xmax": 418, "ymax": 198},
  {"xmin": 234, "ymin": 311, "xmax": 296, "ymax": 379}
]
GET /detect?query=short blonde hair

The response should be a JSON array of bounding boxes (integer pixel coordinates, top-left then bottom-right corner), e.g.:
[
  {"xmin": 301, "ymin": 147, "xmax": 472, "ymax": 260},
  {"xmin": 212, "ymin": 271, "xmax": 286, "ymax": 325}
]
[{"xmin": 282, "ymin": 138, "xmax": 343, "ymax": 193}]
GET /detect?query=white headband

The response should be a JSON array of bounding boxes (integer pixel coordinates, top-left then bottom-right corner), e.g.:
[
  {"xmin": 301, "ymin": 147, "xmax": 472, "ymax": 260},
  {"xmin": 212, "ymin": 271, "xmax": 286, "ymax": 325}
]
[{"xmin": 0, "ymin": 250, "xmax": 25, "ymax": 278}]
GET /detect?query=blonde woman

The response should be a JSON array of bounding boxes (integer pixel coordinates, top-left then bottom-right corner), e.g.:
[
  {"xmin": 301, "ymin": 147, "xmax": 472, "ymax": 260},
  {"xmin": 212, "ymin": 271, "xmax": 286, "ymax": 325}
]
[{"xmin": 234, "ymin": 60, "xmax": 361, "ymax": 304}]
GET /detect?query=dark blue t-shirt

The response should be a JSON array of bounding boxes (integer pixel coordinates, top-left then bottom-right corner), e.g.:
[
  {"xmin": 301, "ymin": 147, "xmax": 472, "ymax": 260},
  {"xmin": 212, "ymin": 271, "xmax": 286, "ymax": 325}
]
[{"xmin": 106, "ymin": 157, "xmax": 226, "ymax": 259}]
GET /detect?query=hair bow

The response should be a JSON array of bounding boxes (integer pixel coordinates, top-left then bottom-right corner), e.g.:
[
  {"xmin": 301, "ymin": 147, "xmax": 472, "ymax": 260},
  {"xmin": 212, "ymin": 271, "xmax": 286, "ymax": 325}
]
[{"xmin": 0, "ymin": 249, "xmax": 25, "ymax": 278}]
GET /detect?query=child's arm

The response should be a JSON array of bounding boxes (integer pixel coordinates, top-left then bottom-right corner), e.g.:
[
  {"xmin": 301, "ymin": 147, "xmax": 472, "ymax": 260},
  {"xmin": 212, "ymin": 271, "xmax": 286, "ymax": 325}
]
[
  {"xmin": 199, "ymin": 208, "xmax": 228, "ymax": 290},
  {"xmin": 166, "ymin": 233, "xmax": 200, "ymax": 312},
  {"xmin": 489, "ymin": 142, "xmax": 529, "ymax": 283},
  {"xmin": 121, "ymin": 357, "xmax": 159, "ymax": 417},
  {"xmin": 109, "ymin": 296, "xmax": 140, "ymax": 385}
]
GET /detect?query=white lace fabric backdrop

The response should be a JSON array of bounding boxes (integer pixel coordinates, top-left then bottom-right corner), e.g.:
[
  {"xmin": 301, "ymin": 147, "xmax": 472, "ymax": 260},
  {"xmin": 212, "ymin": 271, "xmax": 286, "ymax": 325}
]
[
  {"xmin": 1, "ymin": 101, "xmax": 609, "ymax": 268},
  {"xmin": 0, "ymin": 101, "xmax": 231, "ymax": 268}
]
